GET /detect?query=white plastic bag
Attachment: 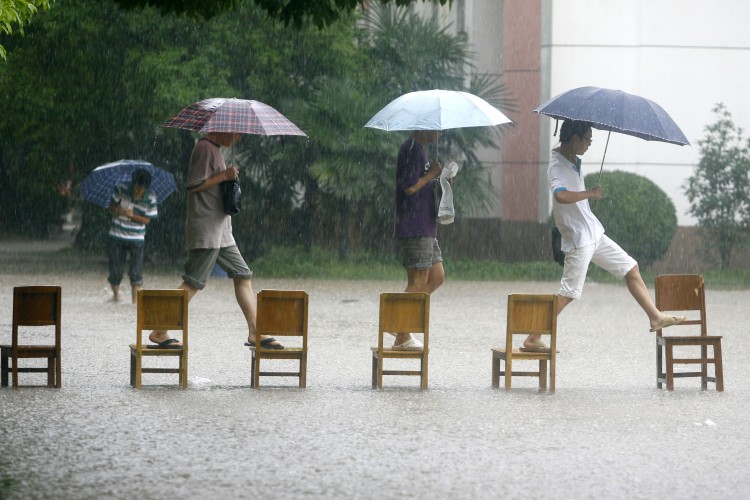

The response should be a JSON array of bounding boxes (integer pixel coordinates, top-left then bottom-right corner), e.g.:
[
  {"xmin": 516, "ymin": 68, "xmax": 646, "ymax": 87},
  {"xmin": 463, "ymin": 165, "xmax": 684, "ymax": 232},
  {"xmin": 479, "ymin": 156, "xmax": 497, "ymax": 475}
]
[{"xmin": 438, "ymin": 161, "xmax": 459, "ymax": 225}]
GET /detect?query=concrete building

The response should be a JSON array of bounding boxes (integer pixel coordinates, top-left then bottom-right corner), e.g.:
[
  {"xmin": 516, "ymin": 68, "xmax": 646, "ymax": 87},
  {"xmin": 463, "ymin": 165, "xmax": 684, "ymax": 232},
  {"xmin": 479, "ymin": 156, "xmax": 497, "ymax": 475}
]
[{"xmin": 415, "ymin": 0, "xmax": 750, "ymax": 227}]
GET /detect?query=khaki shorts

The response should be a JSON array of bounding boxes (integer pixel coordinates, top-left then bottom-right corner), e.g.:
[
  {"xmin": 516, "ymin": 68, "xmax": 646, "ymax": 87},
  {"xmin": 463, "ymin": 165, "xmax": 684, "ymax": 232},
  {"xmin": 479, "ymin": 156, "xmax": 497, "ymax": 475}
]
[
  {"xmin": 559, "ymin": 234, "xmax": 636, "ymax": 300},
  {"xmin": 182, "ymin": 245, "xmax": 253, "ymax": 290},
  {"xmin": 399, "ymin": 237, "xmax": 443, "ymax": 270}
]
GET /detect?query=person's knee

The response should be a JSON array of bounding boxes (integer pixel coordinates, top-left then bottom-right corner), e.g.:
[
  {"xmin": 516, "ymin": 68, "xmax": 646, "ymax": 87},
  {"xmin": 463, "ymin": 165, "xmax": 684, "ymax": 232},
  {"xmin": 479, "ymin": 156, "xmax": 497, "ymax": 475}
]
[{"xmin": 625, "ymin": 264, "xmax": 642, "ymax": 280}]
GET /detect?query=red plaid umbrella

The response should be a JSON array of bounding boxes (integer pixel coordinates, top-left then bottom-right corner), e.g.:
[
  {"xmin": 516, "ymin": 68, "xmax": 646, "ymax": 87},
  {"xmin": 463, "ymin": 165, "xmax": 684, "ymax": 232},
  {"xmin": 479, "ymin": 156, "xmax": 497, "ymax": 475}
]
[{"xmin": 161, "ymin": 98, "xmax": 307, "ymax": 136}]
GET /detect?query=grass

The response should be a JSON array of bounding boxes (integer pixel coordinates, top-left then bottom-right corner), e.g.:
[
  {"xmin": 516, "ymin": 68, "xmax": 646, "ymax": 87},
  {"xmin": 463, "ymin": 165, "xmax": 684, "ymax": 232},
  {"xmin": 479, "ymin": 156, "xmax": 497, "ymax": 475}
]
[{"xmin": 5, "ymin": 241, "xmax": 750, "ymax": 289}]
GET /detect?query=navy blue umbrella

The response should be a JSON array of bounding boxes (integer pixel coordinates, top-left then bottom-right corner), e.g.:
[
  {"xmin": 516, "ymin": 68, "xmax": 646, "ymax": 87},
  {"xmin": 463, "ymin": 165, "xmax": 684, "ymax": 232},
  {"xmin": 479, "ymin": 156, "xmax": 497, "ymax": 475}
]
[
  {"xmin": 534, "ymin": 86, "xmax": 690, "ymax": 178},
  {"xmin": 79, "ymin": 159, "xmax": 176, "ymax": 208}
]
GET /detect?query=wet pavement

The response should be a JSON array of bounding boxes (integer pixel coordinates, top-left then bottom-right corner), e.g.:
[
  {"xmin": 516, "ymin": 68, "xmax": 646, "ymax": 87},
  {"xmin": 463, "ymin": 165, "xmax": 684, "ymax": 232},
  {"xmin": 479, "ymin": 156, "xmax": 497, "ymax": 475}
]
[{"xmin": 1, "ymin": 246, "xmax": 749, "ymax": 499}]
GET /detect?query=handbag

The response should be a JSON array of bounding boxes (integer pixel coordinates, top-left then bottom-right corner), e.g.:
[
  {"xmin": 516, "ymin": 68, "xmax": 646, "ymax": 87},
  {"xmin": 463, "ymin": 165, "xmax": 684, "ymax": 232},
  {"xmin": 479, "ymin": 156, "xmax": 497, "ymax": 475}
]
[
  {"xmin": 221, "ymin": 180, "xmax": 241, "ymax": 216},
  {"xmin": 551, "ymin": 226, "xmax": 565, "ymax": 267}
]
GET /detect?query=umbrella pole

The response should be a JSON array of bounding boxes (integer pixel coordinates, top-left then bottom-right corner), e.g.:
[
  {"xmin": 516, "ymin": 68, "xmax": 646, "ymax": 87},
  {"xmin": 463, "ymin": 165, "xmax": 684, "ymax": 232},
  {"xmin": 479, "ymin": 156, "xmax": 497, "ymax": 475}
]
[{"xmin": 597, "ymin": 130, "xmax": 611, "ymax": 186}]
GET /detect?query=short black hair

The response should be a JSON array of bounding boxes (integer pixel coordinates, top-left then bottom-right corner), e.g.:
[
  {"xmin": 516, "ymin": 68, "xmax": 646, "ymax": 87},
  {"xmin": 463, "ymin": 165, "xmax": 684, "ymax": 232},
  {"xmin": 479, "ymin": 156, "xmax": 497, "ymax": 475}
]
[
  {"xmin": 559, "ymin": 120, "xmax": 591, "ymax": 143},
  {"xmin": 131, "ymin": 168, "xmax": 152, "ymax": 188}
]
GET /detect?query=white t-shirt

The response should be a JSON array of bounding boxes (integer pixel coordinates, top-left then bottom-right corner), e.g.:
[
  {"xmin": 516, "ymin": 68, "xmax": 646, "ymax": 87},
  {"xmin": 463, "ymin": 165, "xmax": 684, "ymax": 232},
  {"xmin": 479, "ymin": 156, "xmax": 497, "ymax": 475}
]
[{"xmin": 548, "ymin": 149, "xmax": 604, "ymax": 252}]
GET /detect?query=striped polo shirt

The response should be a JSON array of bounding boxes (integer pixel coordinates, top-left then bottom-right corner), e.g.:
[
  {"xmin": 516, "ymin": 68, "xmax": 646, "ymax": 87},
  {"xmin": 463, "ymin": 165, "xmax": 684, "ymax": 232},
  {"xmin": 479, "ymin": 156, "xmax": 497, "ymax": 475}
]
[{"xmin": 108, "ymin": 183, "xmax": 158, "ymax": 243}]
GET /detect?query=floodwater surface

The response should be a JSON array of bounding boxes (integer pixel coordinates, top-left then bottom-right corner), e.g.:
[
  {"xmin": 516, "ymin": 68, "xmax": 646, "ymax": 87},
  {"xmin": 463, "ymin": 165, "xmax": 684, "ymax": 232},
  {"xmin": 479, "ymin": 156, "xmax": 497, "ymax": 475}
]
[{"xmin": 1, "ymin": 242, "xmax": 748, "ymax": 499}]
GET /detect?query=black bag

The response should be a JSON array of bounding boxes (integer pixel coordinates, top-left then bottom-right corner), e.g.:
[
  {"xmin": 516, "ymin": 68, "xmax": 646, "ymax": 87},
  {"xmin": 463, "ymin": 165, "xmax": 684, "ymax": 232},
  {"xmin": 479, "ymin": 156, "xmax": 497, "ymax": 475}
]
[
  {"xmin": 221, "ymin": 180, "xmax": 241, "ymax": 216},
  {"xmin": 551, "ymin": 226, "xmax": 565, "ymax": 267}
]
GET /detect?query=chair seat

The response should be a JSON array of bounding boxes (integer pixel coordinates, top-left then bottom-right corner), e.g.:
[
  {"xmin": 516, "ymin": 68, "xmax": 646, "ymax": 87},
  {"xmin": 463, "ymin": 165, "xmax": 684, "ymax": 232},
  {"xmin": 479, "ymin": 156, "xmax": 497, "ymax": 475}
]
[
  {"xmin": 656, "ymin": 335, "xmax": 722, "ymax": 346},
  {"xmin": 249, "ymin": 346, "xmax": 305, "ymax": 360},
  {"xmin": 129, "ymin": 344, "xmax": 185, "ymax": 356},
  {"xmin": 371, "ymin": 346, "xmax": 428, "ymax": 359},
  {"xmin": 492, "ymin": 347, "xmax": 551, "ymax": 360}
]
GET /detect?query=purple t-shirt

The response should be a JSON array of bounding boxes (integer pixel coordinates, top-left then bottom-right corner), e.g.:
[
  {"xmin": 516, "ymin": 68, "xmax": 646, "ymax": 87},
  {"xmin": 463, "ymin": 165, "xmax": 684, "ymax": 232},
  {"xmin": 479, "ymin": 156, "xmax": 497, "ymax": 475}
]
[{"xmin": 394, "ymin": 138, "xmax": 437, "ymax": 238}]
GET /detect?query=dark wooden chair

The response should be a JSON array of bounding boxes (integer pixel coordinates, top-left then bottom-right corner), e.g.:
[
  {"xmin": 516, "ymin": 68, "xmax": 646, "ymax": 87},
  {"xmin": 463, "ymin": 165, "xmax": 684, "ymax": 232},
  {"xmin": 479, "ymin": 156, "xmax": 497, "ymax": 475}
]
[
  {"xmin": 371, "ymin": 292, "xmax": 429, "ymax": 390},
  {"xmin": 130, "ymin": 289, "xmax": 188, "ymax": 389},
  {"xmin": 249, "ymin": 290, "xmax": 309, "ymax": 388},
  {"xmin": 1, "ymin": 286, "xmax": 62, "ymax": 388},
  {"xmin": 492, "ymin": 294, "xmax": 558, "ymax": 393},
  {"xmin": 654, "ymin": 274, "xmax": 723, "ymax": 391}
]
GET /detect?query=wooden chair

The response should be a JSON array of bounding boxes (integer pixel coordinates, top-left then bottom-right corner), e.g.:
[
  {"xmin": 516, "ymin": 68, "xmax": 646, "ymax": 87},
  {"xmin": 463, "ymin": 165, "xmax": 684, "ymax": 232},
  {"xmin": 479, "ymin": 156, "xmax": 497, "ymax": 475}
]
[
  {"xmin": 654, "ymin": 274, "xmax": 723, "ymax": 391},
  {"xmin": 250, "ymin": 290, "xmax": 309, "ymax": 388},
  {"xmin": 130, "ymin": 289, "xmax": 188, "ymax": 389},
  {"xmin": 371, "ymin": 292, "xmax": 429, "ymax": 390},
  {"xmin": 492, "ymin": 294, "xmax": 558, "ymax": 392},
  {"xmin": 1, "ymin": 286, "xmax": 62, "ymax": 388}
]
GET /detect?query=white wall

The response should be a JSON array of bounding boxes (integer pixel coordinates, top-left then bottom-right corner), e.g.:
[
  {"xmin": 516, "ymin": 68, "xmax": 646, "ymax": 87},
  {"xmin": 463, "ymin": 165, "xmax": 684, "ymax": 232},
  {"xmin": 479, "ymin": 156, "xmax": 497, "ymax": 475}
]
[{"xmin": 544, "ymin": 0, "xmax": 750, "ymax": 225}]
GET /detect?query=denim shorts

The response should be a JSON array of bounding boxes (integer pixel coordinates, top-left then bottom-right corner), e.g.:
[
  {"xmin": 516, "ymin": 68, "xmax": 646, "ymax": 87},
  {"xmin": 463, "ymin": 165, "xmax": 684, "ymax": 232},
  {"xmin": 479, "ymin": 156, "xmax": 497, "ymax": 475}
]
[
  {"xmin": 399, "ymin": 237, "xmax": 443, "ymax": 270},
  {"xmin": 182, "ymin": 245, "xmax": 253, "ymax": 290}
]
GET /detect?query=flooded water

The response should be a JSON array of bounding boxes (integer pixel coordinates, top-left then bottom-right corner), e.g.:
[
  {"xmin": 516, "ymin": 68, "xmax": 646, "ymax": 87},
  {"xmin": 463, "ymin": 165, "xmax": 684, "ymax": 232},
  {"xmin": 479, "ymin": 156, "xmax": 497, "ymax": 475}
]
[{"xmin": 1, "ymin": 241, "xmax": 749, "ymax": 499}]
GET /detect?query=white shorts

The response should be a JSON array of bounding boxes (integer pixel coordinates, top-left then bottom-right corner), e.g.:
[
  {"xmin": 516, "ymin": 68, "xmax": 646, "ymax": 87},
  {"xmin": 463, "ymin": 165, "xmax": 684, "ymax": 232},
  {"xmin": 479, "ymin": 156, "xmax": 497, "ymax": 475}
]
[{"xmin": 559, "ymin": 234, "xmax": 637, "ymax": 300}]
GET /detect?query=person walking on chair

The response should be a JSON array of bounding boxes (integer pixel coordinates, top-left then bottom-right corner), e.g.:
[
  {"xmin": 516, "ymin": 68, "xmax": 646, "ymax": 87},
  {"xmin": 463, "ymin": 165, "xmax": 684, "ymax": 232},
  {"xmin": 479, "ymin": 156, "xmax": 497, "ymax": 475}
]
[{"xmin": 523, "ymin": 120, "xmax": 685, "ymax": 352}]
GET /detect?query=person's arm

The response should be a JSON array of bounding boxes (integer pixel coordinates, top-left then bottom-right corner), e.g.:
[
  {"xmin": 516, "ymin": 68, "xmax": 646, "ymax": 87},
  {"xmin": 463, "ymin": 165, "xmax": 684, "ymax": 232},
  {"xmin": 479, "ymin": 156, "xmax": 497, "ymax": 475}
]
[
  {"xmin": 109, "ymin": 204, "xmax": 152, "ymax": 225},
  {"xmin": 554, "ymin": 185, "xmax": 602, "ymax": 204},
  {"xmin": 187, "ymin": 166, "xmax": 238, "ymax": 193},
  {"xmin": 405, "ymin": 160, "xmax": 442, "ymax": 195}
]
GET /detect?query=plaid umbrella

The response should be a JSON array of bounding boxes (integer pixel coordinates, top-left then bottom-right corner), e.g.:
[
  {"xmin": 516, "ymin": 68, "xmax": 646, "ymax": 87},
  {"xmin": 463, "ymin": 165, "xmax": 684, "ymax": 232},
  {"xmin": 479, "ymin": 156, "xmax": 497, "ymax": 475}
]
[
  {"xmin": 79, "ymin": 159, "xmax": 176, "ymax": 208},
  {"xmin": 161, "ymin": 97, "xmax": 307, "ymax": 136}
]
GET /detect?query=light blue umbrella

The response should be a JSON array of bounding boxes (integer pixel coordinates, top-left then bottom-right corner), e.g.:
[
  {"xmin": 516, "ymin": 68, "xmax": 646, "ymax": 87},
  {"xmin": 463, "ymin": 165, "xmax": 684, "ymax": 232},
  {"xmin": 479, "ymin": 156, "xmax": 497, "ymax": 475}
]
[
  {"xmin": 364, "ymin": 89, "xmax": 512, "ymax": 131},
  {"xmin": 79, "ymin": 159, "xmax": 176, "ymax": 208}
]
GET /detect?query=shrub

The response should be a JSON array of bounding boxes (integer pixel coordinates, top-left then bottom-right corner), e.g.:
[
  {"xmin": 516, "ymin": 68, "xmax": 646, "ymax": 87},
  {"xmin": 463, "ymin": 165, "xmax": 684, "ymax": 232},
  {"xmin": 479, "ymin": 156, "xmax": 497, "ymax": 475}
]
[{"xmin": 585, "ymin": 170, "xmax": 677, "ymax": 267}]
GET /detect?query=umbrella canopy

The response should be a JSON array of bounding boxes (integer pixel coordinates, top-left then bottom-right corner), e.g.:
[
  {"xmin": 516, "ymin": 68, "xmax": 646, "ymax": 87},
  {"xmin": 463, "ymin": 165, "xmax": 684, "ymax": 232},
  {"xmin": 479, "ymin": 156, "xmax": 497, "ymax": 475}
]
[
  {"xmin": 161, "ymin": 97, "xmax": 307, "ymax": 136},
  {"xmin": 364, "ymin": 89, "xmax": 512, "ymax": 131},
  {"xmin": 533, "ymin": 86, "xmax": 689, "ymax": 146},
  {"xmin": 79, "ymin": 159, "xmax": 176, "ymax": 208}
]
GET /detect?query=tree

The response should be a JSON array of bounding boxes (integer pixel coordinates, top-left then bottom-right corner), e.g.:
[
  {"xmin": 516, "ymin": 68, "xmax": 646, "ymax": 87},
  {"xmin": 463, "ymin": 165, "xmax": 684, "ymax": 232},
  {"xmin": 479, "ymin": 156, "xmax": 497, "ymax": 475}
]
[
  {"xmin": 587, "ymin": 170, "xmax": 677, "ymax": 268},
  {"xmin": 0, "ymin": 0, "xmax": 51, "ymax": 59},
  {"xmin": 685, "ymin": 103, "xmax": 750, "ymax": 269}
]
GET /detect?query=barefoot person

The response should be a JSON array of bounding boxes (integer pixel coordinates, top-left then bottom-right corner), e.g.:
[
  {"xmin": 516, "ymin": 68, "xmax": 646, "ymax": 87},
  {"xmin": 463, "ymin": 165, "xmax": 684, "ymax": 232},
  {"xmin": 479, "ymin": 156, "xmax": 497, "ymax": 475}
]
[
  {"xmin": 392, "ymin": 129, "xmax": 445, "ymax": 350},
  {"xmin": 524, "ymin": 120, "xmax": 684, "ymax": 352},
  {"xmin": 107, "ymin": 168, "xmax": 157, "ymax": 304},
  {"xmin": 148, "ymin": 132, "xmax": 283, "ymax": 349}
]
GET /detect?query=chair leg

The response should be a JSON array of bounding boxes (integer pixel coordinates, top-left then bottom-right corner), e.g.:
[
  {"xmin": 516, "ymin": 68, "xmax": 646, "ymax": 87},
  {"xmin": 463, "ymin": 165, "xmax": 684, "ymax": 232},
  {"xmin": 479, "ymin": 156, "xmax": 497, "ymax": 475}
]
[
  {"xmin": 250, "ymin": 351, "xmax": 257, "ymax": 388},
  {"xmin": 371, "ymin": 354, "xmax": 377, "ymax": 389},
  {"xmin": 538, "ymin": 360, "xmax": 547, "ymax": 391},
  {"xmin": 179, "ymin": 352, "xmax": 188, "ymax": 389},
  {"xmin": 504, "ymin": 358, "xmax": 512, "ymax": 391},
  {"xmin": 665, "ymin": 344, "xmax": 674, "ymax": 391},
  {"xmin": 421, "ymin": 353, "xmax": 428, "ymax": 390},
  {"xmin": 656, "ymin": 343, "xmax": 663, "ymax": 389},
  {"xmin": 377, "ymin": 357, "xmax": 383, "ymax": 390},
  {"xmin": 549, "ymin": 357, "xmax": 556, "ymax": 394},
  {"xmin": 47, "ymin": 356, "xmax": 55, "ymax": 387},
  {"xmin": 252, "ymin": 352, "xmax": 261, "ymax": 389},
  {"xmin": 701, "ymin": 344, "xmax": 708, "ymax": 391},
  {"xmin": 12, "ymin": 355, "xmax": 19, "ymax": 388},
  {"xmin": 130, "ymin": 352, "xmax": 136, "ymax": 387},
  {"xmin": 300, "ymin": 354, "xmax": 307, "ymax": 389},
  {"xmin": 134, "ymin": 353, "xmax": 142, "ymax": 389},
  {"xmin": 714, "ymin": 341, "xmax": 724, "ymax": 392},
  {"xmin": 55, "ymin": 353, "xmax": 62, "ymax": 389},
  {"xmin": 491, "ymin": 354, "xmax": 500, "ymax": 389},
  {"xmin": 2, "ymin": 351, "xmax": 9, "ymax": 387}
]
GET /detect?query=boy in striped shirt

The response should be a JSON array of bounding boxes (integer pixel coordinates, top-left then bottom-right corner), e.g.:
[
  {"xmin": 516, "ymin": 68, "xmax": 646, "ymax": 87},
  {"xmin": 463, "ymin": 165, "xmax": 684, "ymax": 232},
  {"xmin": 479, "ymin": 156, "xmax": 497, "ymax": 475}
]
[{"xmin": 107, "ymin": 169, "xmax": 157, "ymax": 303}]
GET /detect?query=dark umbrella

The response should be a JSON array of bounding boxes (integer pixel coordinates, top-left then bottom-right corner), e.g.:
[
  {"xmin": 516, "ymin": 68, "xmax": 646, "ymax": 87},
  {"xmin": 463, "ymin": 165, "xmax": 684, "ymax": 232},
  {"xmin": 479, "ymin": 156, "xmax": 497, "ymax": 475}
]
[
  {"xmin": 161, "ymin": 97, "xmax": 307, "ymax": 137},
  {"xmin": 79, "ymin": 159, "xmax": 176, "ymax": 208},
  {"xmin": 534, "ymin": 86, "xmax": 690, "ymax": 179}
]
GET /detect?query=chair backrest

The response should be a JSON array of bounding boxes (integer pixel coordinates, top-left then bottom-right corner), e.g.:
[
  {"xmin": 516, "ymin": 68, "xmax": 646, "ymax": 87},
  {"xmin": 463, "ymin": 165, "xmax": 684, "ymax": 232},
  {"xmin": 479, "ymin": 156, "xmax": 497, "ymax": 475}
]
[
  {"xmin": 136, "ymin": 289, "xmax": 188, "ymax": 349},
  {"xmin": 256, "ymin": 290, "xmax": 308, "ymax": 348},
  {"xmin": 378, "ymin": 292, "xmax": 430, "ymax": 349},
  {"xmin": 654, "ymin": 274, "xmax": 706, "ymax": 336},
  {"xmin": 505, "ymin": 294, "xmax": 557, "ymax": 348},
  {"xmin": 12, "ymin": 286, "xmax": 61, "ymax": 348}
]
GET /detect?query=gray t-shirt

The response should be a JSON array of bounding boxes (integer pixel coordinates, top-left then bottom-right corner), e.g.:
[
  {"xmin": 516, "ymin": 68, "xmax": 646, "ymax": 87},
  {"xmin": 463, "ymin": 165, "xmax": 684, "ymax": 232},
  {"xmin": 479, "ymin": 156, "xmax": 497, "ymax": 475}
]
[{"xmin": 185, "ymin": 138, "xmax": 235, "ymax": 250}]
